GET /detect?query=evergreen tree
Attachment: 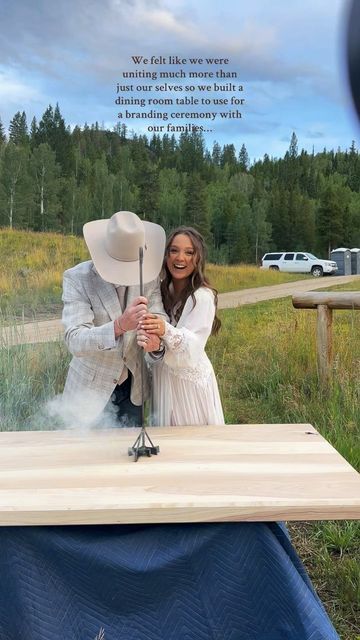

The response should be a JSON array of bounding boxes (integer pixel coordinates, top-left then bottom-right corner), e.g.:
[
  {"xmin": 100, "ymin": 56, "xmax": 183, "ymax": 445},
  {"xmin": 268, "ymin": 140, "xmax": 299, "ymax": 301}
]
[
  {"xmin": 177, "ymin": 131, "xmax": 206, "ymax": 174},
  {"xmin": 0, "ymin": 117, "xmax": 6, "ymax": 145},
  {"xmin": 251, "ymin": 198, "xmax": 272, "ymax": 263},
  {"xmin": 137, "ymin": 163, "xmax": 159, "ymax": 220},
  {"xmin": 130, "ymin": 136, "xmax": 160, "ymax": 219},
  {"xmin": 92, "ymin": 154, "xmax": 114, "ymax": 219},
  {"xmin": 120, "ymin": 123, "xmax": 128, "ymax": 141},
  {"xmin": 238, "ymin": 144, "xmax": 249, "ymax": 172},
  {"xmin": 220, "ymin": 144, "xmax": 237, "ymax": 174},
  {"xmin": 149, "ymin": 133, "xmax": 162, "ymax": 158},
  {"xmin": 158, "ymin": 168, "xmax": 186, "ymax": 230},
  {"xmin": 348, "ymin": 191, "xmax": 360, "ymax": 246},
  {"xmin": 9, "ymin": 111, "xmax": 29, "ymax": 146},
  {"xmin": 52, "ymin": 103, "xmax": 74, "ymax": 174},
  {"xmin": 288, "ymin": 132, "xmax": 298, "ymax": 158},
  {"xmin": 211, "ymin": 141, "xmax": 222, "ymax": 166},
  {"xmin": 158, "ymin": 134, "xmax": 177, "ymax": 169},
  {"xmin": 300, "ymin": 197, "xmax": 316, "ymax": 250},
  {"xmin": 305, "ymin": 156, "xmax": 318, "ymax": 199},
  {"xmin": 37, "ymin": 103, "xmax": 73, "ymax": 174},
  {"xmin": 227, "ymin": 205, "xmax": 251, "ymax": 263},
  {"xmin": 347, "ymin": 140, "xmax": 360, "ymax": 191},
  {"xmin": 30, "ymin": 117, "xmax": 38, "ymax": 149},
  {"xmin": 266, "ymin": 186, "xmax": 292, "ymax": 250},
  {"xmin": 316, "ymin": 175, "xmax": 350, "ymax": 256},
  {"xmin": 207, "ymin": 177, "xmax": 236, "ymax": 253},
  {"xmin": 36, "ymin": 105, "xmax": 54, "ymax": 145},
  {"xmin": 185, "ymin": 173, "xmax": 211, "ymax": 244}
]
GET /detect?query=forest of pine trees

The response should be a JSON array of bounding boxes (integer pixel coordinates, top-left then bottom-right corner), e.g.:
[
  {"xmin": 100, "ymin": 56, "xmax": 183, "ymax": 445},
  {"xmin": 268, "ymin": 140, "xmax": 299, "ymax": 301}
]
[{"xmin": 0, "ymin": 105, "xmax": 359, "ymax": 263}]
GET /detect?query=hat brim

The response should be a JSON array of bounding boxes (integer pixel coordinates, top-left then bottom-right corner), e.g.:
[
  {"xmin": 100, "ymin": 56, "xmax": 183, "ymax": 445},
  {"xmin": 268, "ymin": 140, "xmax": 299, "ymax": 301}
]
[{"xmin": 83, "ymin": 219, "xmax": 166, "ymax": 285}]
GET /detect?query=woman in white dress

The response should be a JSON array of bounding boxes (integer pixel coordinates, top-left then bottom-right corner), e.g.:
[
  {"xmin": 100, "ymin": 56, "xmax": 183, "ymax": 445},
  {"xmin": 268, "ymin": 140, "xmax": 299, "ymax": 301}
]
[{"xmin": 138, "ymin": 226, "xmax": 224, "ymax": 427}]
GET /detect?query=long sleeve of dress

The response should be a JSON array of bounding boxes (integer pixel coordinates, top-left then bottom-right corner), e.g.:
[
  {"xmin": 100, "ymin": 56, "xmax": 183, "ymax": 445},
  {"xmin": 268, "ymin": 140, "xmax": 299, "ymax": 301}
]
[{"xmin": 162, "ymin": 288, "xmax": 215, "ymax": 370}]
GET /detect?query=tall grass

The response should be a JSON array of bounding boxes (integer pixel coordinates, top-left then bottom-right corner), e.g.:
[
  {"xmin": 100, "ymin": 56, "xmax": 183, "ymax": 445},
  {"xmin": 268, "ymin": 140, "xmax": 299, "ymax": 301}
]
[
  {"xmin": 0, "ymin": 321, "xmax": 70, "ymax": 430},
  {"xmin": 1, "ymin": 228, "xmax": 89, "ymax": 317},
  {"xmin": 207, "ymin": 262, "xmax": 312, "ymax": 292}
]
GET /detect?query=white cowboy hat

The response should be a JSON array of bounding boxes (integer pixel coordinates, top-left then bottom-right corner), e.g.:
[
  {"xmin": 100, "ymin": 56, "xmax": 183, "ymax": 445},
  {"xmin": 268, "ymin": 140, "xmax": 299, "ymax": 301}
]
[{"xmin": 83, "ymin": 211, "xmax": 165, "ymax": 285}]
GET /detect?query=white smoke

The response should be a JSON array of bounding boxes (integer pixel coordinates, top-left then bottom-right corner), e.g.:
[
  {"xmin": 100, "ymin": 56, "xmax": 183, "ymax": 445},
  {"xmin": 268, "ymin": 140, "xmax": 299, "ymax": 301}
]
[{"xmin": 28, "ymin": 389, "xmax": 134, "ymax": 431}]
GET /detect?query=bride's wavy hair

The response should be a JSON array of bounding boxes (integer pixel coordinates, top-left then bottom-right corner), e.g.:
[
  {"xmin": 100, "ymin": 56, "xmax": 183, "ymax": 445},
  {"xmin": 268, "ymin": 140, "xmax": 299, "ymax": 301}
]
[{"xmin": 160, "ymin": 226, "xmax": 221, "ymax": 335}]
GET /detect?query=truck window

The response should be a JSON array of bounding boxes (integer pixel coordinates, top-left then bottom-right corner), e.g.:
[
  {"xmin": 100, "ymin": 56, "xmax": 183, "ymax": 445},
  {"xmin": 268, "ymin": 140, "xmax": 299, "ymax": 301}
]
[{"xmin": 263, "ymin": 253, "xmax": 282, "ymax": 260}]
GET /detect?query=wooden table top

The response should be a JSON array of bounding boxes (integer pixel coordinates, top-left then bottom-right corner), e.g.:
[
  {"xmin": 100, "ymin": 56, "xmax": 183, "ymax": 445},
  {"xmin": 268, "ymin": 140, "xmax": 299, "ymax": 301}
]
[{"xmin": 0, "ymin": 424, "xmax": 359, "ymax": 525}]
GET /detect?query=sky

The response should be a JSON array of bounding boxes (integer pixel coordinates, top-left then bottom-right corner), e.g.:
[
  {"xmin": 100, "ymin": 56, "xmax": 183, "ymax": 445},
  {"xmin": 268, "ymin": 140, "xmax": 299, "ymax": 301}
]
[{"xmin": 0, "ymin": 0, "xmax": 359, "ymax": 162}]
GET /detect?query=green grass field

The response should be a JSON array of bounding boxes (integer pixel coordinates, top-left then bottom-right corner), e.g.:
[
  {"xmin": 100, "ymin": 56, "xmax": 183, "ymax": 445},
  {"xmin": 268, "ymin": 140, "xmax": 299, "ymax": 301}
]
[{"xmin": 0, "ymin": 228, "xmax": 359, "ymax": 639}]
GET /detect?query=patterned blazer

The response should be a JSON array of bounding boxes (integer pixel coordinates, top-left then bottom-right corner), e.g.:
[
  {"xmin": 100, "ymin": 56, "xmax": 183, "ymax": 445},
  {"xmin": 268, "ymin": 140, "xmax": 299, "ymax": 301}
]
[{"xmin": 61, "ymin": 260, "xmax": 166, "ymax": 423}]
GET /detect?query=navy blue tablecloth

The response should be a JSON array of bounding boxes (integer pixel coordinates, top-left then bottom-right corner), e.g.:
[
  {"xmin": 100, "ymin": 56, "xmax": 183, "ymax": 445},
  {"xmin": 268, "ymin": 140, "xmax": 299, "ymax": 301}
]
[{"xmin": 0, "ymin": 522, "xmax": 339, "ymax": 640}]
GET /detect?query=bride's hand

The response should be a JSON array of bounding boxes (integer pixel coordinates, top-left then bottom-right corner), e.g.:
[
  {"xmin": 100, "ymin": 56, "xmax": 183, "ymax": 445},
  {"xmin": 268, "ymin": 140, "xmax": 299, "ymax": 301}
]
[
  {"xmin": 137, "ymin": 329, "xmax": 161, "ymax": 352},
  {"xmin": 139, "ymin": 313, "xmax": 165, "ymax": 337}
]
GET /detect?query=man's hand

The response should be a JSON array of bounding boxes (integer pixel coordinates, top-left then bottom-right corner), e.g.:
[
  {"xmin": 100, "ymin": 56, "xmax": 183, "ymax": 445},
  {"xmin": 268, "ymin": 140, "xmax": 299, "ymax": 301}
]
[
  {"xmin": 137, "ymin": 329, "xmax": 161, "ymax": 353},
  {"xmin": 115, "ymin": 296, "xmax": 148, "ymax": 337},
  {"xmin": 139, "ymin": 313, "xmax": 166, "ymax": 337}
]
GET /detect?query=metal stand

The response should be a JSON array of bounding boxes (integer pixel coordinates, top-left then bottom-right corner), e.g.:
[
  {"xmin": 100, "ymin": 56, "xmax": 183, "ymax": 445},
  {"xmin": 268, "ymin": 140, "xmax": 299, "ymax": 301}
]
[
  {"xmin": 128, "ymin": 246, "xmax": 160, "ymax": 461},
  {"xmin": 128, "ymin": 429, "xmax": 160, "ymax": 462}
]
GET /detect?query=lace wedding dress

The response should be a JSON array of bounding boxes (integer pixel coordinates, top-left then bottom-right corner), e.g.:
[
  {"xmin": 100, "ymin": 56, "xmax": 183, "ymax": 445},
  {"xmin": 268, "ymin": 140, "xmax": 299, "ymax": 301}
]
[{"xmin": 150, "ymin": 286, "xmax": 225, "ymax": 426}]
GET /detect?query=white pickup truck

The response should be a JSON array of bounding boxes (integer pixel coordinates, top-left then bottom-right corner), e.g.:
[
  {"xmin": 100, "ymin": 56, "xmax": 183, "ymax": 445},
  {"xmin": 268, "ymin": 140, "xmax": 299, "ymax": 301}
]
[{"xmin": 261, "ymin": 252, "xmax": 338, "ymax": 277}]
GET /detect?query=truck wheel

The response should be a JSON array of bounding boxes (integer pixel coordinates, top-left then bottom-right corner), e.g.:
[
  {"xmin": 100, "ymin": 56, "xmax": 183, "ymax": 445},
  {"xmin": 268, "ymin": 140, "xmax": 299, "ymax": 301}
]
[
  {"xmin": 269, "ymin": 265, "xmax": 279, "ymax": 271},
  {"xmin": 311, "ymin": 266, "xmax": 323, "ymax": 277}
]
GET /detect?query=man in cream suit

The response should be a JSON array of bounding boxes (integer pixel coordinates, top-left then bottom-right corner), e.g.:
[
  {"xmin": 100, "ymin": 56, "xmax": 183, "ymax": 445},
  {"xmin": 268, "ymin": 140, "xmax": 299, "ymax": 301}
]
[{"xmin": 62, "ymin": 210, "xmax": 166, "ymax": 426}]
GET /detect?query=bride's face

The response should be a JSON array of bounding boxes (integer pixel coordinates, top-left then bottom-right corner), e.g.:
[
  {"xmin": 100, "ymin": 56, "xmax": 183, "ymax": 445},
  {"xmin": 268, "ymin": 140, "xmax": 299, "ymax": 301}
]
[{"xmin": 166, "ymin": 233, "xmax": 196, "ymax": 282}]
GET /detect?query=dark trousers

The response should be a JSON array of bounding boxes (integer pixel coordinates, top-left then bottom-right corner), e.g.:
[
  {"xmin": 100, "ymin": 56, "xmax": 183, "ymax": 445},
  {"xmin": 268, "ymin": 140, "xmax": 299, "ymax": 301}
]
[{"xmin": 111, "ymin": 373, "xmax": 142, "ymax": 427}]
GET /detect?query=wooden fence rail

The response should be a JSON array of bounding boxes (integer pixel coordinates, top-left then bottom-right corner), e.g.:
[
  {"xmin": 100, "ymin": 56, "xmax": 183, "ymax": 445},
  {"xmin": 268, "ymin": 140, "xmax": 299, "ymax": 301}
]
[{"xmin": 292, "ymin": 292, "xmax": 360, "ymax": 384}]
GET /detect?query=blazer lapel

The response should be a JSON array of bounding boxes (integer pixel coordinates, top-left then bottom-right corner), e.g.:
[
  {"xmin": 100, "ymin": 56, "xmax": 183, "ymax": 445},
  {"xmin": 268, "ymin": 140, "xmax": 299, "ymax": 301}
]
[{"xmin": 91, "ymin": 265, "xmax": 121, "ymax": 321}]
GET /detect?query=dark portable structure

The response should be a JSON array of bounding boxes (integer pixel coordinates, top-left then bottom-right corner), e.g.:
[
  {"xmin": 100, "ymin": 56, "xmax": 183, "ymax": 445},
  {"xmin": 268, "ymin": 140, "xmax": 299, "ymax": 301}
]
[
  {"xmin": 330, "ymin": 248, "xmax": 352, "ymax": 275},
  {"xmin": 350, "ymin": 248, "xmax": 360, "ymax": 274}
]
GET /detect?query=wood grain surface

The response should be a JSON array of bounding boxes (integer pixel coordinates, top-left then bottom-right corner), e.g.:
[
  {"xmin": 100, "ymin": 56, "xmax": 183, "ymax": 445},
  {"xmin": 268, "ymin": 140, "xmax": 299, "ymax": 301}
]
[{"xmin": 0, "ymin": 424, "xmax": 359, "ymax": 525}]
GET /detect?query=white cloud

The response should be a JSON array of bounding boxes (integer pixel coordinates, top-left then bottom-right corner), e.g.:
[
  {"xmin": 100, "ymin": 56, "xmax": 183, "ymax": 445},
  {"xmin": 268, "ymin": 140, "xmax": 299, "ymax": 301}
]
[
  {"xmin": 133, "ymin": 5, "xmax": 198, "ymax": 39},
  {"xmin": 0, "ymin": 67, "xmax": 43, "ymax": 105}
]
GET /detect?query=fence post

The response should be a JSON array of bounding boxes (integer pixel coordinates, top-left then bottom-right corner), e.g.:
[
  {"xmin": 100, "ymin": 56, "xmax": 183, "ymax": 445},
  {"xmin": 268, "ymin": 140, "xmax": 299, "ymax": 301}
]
[
  {"xmin": 316, "ymin": 305, "xmax": 333, "ymax": 384},
  {"xmin": 292, "ymin": 291, "xmax": 360, "ymax": 386}
]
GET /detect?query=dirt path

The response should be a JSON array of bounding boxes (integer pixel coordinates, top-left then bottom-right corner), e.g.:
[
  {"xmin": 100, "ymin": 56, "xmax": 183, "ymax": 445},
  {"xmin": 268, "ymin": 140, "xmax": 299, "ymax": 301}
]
[
  {"xmin": 217, "ymin": 274, "xmax": 359, "ymax": 308},
  {"xmin": 1, "ymin": 275, "xmax": 359, "ymax": 346}
]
